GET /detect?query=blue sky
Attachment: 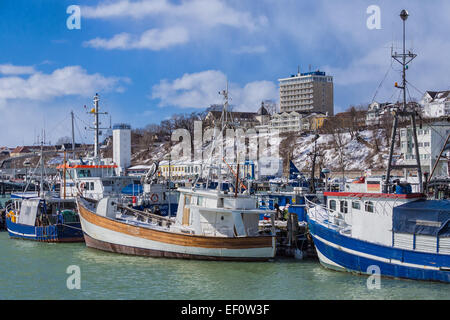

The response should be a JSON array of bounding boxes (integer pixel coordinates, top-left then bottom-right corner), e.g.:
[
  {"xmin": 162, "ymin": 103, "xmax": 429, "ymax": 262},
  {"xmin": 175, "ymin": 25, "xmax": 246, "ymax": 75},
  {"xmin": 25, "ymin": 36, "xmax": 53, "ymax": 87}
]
[{"xmin": 0, "ymin": 0, "xmax": 449, "ymax": 146}]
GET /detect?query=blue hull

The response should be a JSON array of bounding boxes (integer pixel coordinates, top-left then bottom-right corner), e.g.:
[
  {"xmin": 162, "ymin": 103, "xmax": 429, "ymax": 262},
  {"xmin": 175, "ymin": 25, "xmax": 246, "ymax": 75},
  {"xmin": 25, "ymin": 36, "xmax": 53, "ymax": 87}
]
[
  {"xmin": 6, "ymin": 218, "xmax": 84, "ymax": 242},
  {"xmin": 307, "ymin": 217, "xmax": 450, "ymax": 283}
]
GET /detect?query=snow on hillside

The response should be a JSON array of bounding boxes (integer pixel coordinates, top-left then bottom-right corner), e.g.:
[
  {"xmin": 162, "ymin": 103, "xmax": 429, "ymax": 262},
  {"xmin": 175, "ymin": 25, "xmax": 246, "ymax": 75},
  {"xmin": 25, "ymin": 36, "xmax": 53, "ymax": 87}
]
[{"xmin": 291, "ymin": 129, "xmax": 398, "ymax": 172}]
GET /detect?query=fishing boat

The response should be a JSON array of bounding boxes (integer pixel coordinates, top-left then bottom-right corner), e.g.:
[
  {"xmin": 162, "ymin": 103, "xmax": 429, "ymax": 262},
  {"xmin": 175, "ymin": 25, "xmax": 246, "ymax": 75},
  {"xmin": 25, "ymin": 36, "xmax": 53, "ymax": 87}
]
[
  {"xmin": 76, "ymin": 86, "xmax": 276, "ymax": 261},
  {"xmin": 6, "ymin": 197, "xmax": 83, "ymax": 242},
  {"xmin": 5, "ymin": 141, "xmax": 84, "ymax": 242},
  {"xmin": 56, "ymin": 95, "xmax": 135, "ymax": 201},
  {"xmin": 77, "ymin": 186, "xmax": 276, "ymax": 261},
  {"xmin": 305, "ymin": 10, "xmax": 450, "ymax": 283}
]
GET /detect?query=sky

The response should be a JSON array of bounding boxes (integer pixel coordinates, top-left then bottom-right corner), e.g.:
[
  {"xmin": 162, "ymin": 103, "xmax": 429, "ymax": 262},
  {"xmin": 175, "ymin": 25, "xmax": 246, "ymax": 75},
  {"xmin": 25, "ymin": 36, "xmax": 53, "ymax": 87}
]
[{"xmin": 0, "ymin": 0, "xmax": 449, "ymax": 147}]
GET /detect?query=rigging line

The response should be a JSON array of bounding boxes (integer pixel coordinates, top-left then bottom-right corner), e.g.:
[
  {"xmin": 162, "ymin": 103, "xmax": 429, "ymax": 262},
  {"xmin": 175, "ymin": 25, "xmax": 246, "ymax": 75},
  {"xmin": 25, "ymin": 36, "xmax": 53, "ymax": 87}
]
[
  {"xmin": 74, "ymin": 114, "xmax": 91, "ymax": 128},
  {"xmin": 405, "ymin": 80, "xmax": 425, "ymax": 96},
  {"xmin": 45, "ymin": 114, "xmax": 71, "ymax": 143},
  {"xmin": 74, "ymin": 120, "xmax": 86, "ymax": 145},
  {"xmin": 371, "ymin": 59, "xmax": 394, "ymax": 103}
]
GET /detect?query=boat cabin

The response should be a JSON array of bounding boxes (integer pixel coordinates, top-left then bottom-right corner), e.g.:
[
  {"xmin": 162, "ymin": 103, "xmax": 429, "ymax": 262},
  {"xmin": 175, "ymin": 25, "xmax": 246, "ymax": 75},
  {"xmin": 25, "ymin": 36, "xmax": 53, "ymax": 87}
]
[
  {"xmin": 172, "ymin": 188, "xmax": 271, "ymax": 237},
  {"xmin": 57, "ymin": 162, "xmax": 134, "ymax": 199},
  {"xmin": 8, "ymin": 198, "xmax": 77, "ymax": 226}
]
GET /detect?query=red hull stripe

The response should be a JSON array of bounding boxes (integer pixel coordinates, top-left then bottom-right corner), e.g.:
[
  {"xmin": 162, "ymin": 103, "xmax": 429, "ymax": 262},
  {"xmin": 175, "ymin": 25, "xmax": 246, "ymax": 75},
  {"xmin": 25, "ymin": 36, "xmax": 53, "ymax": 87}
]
[{"xmin": 323, "ymin": 192, "xmax": 424, "ymax": 199}]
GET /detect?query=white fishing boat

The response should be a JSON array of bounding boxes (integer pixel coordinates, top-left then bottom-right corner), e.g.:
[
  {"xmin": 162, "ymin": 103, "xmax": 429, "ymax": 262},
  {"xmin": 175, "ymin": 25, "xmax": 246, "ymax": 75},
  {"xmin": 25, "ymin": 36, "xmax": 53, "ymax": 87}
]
[
  {"xmin": 77, "ymin": 186, "xmax": 276, "ymax": 260},
  {"xmin": 77, "ymin": 86, "xmax": 276, "ymax": 261}
]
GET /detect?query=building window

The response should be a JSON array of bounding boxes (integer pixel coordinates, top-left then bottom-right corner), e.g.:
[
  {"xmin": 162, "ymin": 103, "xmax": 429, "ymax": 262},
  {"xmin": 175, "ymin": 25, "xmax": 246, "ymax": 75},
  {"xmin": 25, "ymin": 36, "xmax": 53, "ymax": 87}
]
[{"xmin": 365, "ymin": 201, "xmax": 374, "ymax": 213}]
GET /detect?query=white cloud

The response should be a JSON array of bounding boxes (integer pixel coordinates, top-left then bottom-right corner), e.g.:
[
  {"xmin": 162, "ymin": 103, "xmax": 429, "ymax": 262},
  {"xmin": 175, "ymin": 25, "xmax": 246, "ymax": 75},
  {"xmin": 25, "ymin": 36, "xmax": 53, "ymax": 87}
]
[
  {"xmin": 82, "ymin": 0, "xmax": 266, "ymax": 31},
  {"xmin": 0, "ymin": 65, "xmax": 128, "ymax": 102},
  {"xmin": 151, "ymin": 70, "xmax": 278, "ymax": 111},
  {"xmin": 0, "ymin": 64, "xmax": 36, "ymax": 75},
  {"xmin": 84, "ymin": 27, "xmax": 189, "ymax": 50}
]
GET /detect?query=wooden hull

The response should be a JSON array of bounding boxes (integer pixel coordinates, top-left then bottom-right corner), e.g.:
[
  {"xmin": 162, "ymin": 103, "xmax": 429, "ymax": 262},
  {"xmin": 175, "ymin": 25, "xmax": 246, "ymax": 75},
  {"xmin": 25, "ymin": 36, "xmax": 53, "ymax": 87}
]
[{"xmin": 77, "ymin": 198, "xmax": 276, "ymax": 261}]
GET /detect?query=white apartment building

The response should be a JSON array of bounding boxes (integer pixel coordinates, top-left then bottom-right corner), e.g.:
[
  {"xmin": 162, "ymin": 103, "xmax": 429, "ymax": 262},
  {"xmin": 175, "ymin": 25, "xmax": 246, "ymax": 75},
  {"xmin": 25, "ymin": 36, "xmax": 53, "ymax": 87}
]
[
  {"xmin": 279, "ymin": 70, "xmax": 334, "ymax": 115},
  {"xmin": 269, "ymin": 111, "xmax": 303, "ymax": 133},
  {"xmin": 420, "ymin": 91, "xmax": 450, "ymax": 118},
  {"xmin": 400, "ymin": 121, "xmax": 450, "ymax": 177}
]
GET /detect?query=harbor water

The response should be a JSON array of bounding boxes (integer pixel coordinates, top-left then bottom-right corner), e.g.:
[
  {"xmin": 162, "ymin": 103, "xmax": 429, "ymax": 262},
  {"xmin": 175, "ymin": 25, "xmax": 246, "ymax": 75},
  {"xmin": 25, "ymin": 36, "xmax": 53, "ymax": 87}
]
[{"xmin": 0, "ymin": 231, "xmax": 448, "ymax": 300}]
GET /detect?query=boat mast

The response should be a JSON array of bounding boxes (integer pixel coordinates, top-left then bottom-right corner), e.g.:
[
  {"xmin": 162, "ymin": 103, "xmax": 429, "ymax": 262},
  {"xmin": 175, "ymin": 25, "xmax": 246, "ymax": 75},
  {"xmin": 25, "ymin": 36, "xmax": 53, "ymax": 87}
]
[
  {"xmin": 93, "ymin": 94, "xmax": 100, "ymax": 160},
  {"xmin": 89, "ymin": 93, "xmax": 109, "ymax": 163},
  {"xmin": 384, "ymin": 9, "xmax": 422, "ymax": 193},
  {"xmin": 39, "ymin": 131, "xmax": 44, "ymax": 199},
  {"xmin": 71, "ymin": 110, "xmax": 75, "ymax": 159}
]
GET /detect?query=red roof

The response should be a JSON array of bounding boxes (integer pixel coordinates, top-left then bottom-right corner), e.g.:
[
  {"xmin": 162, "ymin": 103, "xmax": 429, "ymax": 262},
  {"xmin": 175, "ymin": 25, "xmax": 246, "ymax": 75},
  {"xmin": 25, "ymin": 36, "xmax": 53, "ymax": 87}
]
[
  {"xmin": 324, "ymin": 192, "xmax": 424, "ymax": 199},
  {"xmin": 11, "ymin": 146, "xmax": 31, "ymax": 154}
]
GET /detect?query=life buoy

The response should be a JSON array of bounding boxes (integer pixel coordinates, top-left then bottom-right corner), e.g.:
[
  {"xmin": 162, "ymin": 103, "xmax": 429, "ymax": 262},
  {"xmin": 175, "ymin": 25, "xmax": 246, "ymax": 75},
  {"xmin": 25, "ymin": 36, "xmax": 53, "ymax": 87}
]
[{"xmin": 150, "ymin": 193, "xmax": 159, "ymax": 203}]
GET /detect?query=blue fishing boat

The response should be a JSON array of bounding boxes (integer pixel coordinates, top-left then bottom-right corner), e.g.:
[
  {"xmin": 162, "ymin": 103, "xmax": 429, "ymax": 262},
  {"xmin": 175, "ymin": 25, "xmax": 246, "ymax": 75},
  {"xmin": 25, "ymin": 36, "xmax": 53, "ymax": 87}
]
[
  {"xmin": 5, "ymin": 134, "xmax": 84, "ymax": 242},
  {"xmin": 5, "ymin": 197, "xmax": 84, "ymax": 242},
  {"xmin": 305, "ymin": 10, "xmax": 450, "ymax": 283},
  {"xmin": 306, "ymin": 190, "xmax": 450, "ymax": 283}
]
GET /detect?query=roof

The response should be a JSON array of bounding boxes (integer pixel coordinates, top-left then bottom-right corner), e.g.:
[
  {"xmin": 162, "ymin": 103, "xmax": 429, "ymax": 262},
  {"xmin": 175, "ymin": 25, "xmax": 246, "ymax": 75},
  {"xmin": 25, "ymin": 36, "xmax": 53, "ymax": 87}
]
[
  {"xmin": 425, "ymin": 90, "xmax": 450, "ymax": 102},
  {"xmin": 207, "ymin": 110, "xmax": 257, "ymax": 120},
  {"xmin": 127, "ymin": 165, "xmax": 153, "ymax": 170},
  {"xmin": 11, "ymin": 146, "xmax": 32, "ymax": 154},
  {"xmin": 257, "ymin": 105, "xmax": 269, "ymax": 115}
]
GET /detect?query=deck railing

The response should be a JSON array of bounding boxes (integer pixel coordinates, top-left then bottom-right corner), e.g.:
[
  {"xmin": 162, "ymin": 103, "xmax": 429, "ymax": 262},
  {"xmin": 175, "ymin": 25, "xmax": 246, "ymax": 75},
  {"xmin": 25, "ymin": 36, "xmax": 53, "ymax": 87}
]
[{"xmin": 304, "ymin": 197, "xmax": 349, "ymax": 232}]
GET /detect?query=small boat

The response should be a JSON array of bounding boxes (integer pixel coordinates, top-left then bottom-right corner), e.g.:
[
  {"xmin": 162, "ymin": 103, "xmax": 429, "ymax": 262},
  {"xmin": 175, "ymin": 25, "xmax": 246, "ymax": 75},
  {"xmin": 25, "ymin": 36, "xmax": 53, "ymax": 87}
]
[
  {"xmin": 77, "ymin": 186, "xmax": 276, "ymax": 261},
  {"xmin": 5, "ymin": 135, "xmax": 84, "ymax": 242},
  {"xmin": 5, "ymin": 197, "xmax": 84, "ymax": 242}
]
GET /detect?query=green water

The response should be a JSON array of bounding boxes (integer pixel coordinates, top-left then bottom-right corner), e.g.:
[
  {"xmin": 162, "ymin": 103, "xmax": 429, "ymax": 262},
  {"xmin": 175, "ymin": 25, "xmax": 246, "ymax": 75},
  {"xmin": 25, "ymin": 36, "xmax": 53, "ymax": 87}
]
[{"xmin": 0, "ymin": 232, "xmax": 448, "ymax": 300}]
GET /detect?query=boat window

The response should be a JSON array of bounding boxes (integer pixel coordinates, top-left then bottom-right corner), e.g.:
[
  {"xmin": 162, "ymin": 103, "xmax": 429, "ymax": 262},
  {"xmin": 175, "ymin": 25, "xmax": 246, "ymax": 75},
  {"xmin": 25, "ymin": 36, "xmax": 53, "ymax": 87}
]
[
  {"xmin": 185, "ymin": 196, "xmax": 190, "ymax": 205},
  {"xmin": 352, "ymin": 201, "xmax": 361, "ymax": 210},
  {"xmin": 329, "ymin": 200, "xmax": 336, "ymax": 211},
  {"xmin": 197, "ymin": 196, "xmax": 204, "ymax": 206},
  {"xmin": 90, "ymin": 182, "xmax": 94, "ymax": 190},
  {"xmin": 340, "ymin": 200, "xmax": 348, "ymax": 213},
  {"xmin": 365, "ymin": 201, "xmax": 374, "ymax": 213}
]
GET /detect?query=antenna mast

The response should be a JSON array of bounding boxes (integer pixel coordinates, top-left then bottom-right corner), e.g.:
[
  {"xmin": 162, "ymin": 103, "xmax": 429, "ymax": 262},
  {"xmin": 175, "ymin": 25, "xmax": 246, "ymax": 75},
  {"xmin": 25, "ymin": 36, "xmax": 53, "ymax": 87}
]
[
  {"xmin": 88, "ymin": 93, "xmax": 109, "ymax": 162},
  {"xmin": 384, "ymin": 9, "xmax": 422, "ymax": 193}
]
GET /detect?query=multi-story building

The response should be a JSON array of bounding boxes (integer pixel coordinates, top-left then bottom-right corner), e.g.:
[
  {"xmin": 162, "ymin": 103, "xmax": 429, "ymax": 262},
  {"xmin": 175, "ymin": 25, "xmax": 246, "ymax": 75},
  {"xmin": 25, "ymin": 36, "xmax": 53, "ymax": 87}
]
[
  {"xmin": 279, "ymin": 70, "xmax": 334, "ymax": 115},
  {"xmin": 400, "ymin": 121, "xmax": 450, "ymax": 177},
  {"xmin": 420, "ymin": 90, "xmax": 450, "ymax": 118},
  {"xmin": 268, "ymin": 111, "xmax": 303, "ymax": 133}
]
